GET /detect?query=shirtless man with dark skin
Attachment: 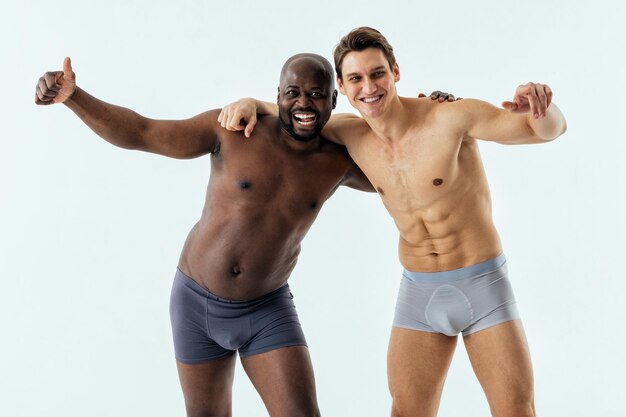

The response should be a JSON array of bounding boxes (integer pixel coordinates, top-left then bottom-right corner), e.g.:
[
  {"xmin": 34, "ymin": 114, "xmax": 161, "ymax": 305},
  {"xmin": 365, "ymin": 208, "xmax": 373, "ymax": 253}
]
[{"xmin": 35, "ymin": 54, "xmax": 375, "ymax": 417}]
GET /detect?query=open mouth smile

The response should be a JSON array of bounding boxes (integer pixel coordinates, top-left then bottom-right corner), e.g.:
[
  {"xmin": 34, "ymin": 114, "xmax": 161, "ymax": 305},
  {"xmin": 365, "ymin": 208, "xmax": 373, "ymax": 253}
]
[
  {"xmin": 293, "ymin": 112, "xmax": 317, "ymax": 126},
  {"xmin": 359, "ymin": 95, "xmax": 383, "ymax": 104}
]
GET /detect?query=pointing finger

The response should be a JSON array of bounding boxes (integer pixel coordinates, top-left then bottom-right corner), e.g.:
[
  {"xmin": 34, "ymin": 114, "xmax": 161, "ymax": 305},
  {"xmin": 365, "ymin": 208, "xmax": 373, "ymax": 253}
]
[{"xmin": 244, "ymin": 113, "xmax": 257, "ymax": 138}]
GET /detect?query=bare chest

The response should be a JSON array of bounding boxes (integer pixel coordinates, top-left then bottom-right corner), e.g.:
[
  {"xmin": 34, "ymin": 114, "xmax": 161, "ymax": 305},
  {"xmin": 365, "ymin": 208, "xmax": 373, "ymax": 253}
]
[
  {"xmin": 350, "ymin": 131, "xmax": 463, "ymax": 211},
  {"xmin": 209, "ymin": 140, "xmax": 348, "ymax": 215}
]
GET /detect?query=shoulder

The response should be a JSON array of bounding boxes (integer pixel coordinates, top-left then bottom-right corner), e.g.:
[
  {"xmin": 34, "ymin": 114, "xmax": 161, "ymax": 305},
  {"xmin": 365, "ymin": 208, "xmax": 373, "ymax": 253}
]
[
  {"xmin": 326, "ymin": 113, "xmax": 370, "ymax": 144},
  {"xmin": 424, "ymin": 98, "xmax": 497, "ymax": 130}
]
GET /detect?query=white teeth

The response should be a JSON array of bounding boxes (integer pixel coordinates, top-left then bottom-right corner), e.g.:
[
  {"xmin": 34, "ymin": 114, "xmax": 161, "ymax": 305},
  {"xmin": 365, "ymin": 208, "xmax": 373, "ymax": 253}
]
[
  {"xmin": 362, "ymin": 96, "xmax": 381, "ymax": 103},
  {"xmin": 293, "ymin": 113, "xmax": 316, "ymax": 126}
]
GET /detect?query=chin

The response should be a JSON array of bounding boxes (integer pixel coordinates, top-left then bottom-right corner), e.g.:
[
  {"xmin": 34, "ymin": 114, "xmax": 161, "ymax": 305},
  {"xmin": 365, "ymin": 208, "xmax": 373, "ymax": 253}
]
[
  {"xmin": 281, "ymin": 122, "xmax": 320, "ymax": 141},
  {"xmin": 292, "ymin": 131, "xmax": 319, "ymax": 142}
]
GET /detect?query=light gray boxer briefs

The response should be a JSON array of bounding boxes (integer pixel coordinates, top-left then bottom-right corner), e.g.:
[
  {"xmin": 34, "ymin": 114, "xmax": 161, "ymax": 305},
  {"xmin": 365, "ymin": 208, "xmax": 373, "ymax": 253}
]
[
  {"xmin": 393, "ymin": 254, "xmax": 520, "ymax": 336},
  {"xmin": 170, "ymin": 268, "xmax": 307, "ymax": 364}
]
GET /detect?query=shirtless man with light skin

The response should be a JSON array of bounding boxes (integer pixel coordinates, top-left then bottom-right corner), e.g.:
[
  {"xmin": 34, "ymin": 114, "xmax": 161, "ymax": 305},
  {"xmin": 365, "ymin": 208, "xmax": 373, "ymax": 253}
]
[{"xmin": 220, "ymin": 27, "xmax": 567, "ymax": 417}]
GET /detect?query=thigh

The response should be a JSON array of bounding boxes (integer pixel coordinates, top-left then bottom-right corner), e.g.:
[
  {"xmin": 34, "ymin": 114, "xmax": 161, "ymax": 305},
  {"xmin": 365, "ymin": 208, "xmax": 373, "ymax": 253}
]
[
  {"xmin": 241, "ymin": 346, "xmax": 320, "ymax": 417},
  {"xmin": 388, "ymin": 327, "xmax": 458, "ymax": 417},
  {"xmin": 176, "ymin": 354, "xmax": 237, "ymax": 417},
  {"xmin": 463, "ymin": 320, "xmax": 535, "ymax": 416}
]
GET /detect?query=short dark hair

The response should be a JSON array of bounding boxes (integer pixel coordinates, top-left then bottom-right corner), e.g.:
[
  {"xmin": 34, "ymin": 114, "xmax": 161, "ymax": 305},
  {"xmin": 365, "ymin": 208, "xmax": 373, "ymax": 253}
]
[{"xmin": 333, "ymin": 27, "xmax": 396, "ymax": 79}]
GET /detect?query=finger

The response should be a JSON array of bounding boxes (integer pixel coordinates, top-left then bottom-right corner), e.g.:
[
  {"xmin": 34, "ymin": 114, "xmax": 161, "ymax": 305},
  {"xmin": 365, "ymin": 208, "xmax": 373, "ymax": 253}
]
[
  {"xmin": 536, "ymin": 85, "xmax": 548, "ymax": 117},
  {"xmin": 63, "ymin": 57, "xmax": 75, "ymax": 81},
  {"xmin": 430, "ymin": 90, "xmax": 440, "ymax": 99},
  {"xmin": 502, "ymin": 101, "xmax": 518, "ymax": 111},
  {"xmin": 36, "ymin": 85, "xmax": 55, "ymax": 102},
  {"xmin": 418, "ymin": 93, "xmax": 426, "ymax": 98},
  {"xmin": 228, "ymin": 111, "xmax": 244, "ymax": 130},
  {"xmin": 44, "ymin": 72, "xmax": 61, "ymax": 91},
  {"xmin": 219, "ymin": 108, "xmax": 230, "ymax": 128},
  {"xmin": 244, "ymin": 113, "xmax": 257, "ymax": 138},
  {"xmin": 446, "ymin": 94, "xmax": 455, "ymax": 102},
  {"xmin": 217, "ymin": 108, "xmax": 224, "ymax": 124},
  {"xmin": 37, "ymin": 78, "xmax": 58, "ymax": 99},
  {"xmin": 224, "ymin": 109, "xmax": 236, "ymax": 129},
  {"xmin": 456, "ymin": 97, "xmax": 463, "ymax": 101},
  {"xmin": 545, "ymin": 85, "xmax": 553, "ymax": 108},
  {"xmin": 35, "ymin": 94, "xmax": 55, "ymax": 105},
  {"xmin": 527, "ymin": 84, "xmax": 542, "ymax": 118}
]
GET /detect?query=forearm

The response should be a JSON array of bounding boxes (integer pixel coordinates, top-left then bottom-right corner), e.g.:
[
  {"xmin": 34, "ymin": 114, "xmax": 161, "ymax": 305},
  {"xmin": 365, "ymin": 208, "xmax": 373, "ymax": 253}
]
[
  {"xmin": 527, "ymin": 103, "xmax": 567, "ymax": 141},
  {"xmin": 256, "ymin": 100, "xmax": 278, "ymax": 116},
  {"xmin": 64, "ymin": 87, "xmax": 149, "ymax": 150}
]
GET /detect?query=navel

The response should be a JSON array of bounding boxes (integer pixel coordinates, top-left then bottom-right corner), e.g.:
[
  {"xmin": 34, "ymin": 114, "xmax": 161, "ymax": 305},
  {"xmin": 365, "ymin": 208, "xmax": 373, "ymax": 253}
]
[
  {"xmin": 310, "ymin": 201, "xmax": 318, "ymax": 210},
  {"xmin": 232, "ymin": 265, "xmax": 241, "ymax": 276},
  {"xmin": 240, "ymin": 181, "xmax": 251, "ymax": 189},
  {"xmin": 433, "ymin": 178, "xmax": 444, "ymax": 186}
]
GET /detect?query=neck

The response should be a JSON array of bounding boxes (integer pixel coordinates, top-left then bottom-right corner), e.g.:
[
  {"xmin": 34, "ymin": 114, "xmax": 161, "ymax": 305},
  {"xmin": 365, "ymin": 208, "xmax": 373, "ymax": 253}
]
[{"xmin": 361, "ymin": 95, "xmax": 414, "ymax": 144}]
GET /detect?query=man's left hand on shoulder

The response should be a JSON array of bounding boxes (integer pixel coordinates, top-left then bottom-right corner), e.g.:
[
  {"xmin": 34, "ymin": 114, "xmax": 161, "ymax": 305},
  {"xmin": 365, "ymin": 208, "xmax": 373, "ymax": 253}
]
[
  {"xmin": 502, "ymin": 82, "xmax": 553, "ymax": 119},
  {"xmin": 419, "ymin": 90, "xmax": 462, "ymax": 102}
]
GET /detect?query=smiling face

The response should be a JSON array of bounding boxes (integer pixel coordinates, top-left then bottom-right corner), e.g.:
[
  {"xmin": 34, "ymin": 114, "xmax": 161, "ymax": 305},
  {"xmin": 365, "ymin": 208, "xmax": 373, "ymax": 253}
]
[
  {"xmin": 337, "ymin": 47, "xmax": 400, "ymax": 119},
  {"xmin": 277, "ymin": 56, "xmax": 337, "ymax": 141}
]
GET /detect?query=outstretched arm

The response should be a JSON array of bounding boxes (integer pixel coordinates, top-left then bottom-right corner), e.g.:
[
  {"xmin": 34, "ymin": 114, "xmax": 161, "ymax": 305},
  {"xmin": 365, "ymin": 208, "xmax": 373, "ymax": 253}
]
[
  {"xmin": 35, "ymin": 57, "xmax": 219, "ymax": 159},
  {"xmin": 452, "ymin": 82, "xmax": 567, "ymax": 144}
]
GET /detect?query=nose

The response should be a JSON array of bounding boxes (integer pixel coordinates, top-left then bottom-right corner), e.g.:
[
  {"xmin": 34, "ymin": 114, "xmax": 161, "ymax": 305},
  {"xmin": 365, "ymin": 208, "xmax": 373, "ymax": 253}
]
[
  {"xmin": 296, "ymin": 94, "xmax": 312, "ymax": 108},
  {"xmin": 362, "ymin": 77, "xmax": 377, "ymax": 94}
]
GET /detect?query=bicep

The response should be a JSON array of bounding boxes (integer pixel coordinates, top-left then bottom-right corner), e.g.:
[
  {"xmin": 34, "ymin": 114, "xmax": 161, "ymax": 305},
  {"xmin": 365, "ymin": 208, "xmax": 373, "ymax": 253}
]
[
  {"xmin": 462, "ymin": 99, "xmax": 537, "ymax": 145},
  {"xmin": 143, "ymin": 110, "xmax": 220, "ymax": 159}
]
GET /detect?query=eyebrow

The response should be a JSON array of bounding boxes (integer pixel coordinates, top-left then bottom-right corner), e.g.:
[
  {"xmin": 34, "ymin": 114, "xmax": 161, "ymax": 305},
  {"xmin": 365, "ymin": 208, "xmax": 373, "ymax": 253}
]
[
  {"xmin": 345, "ymin": 66, "xmax": 387, "ymax": 78},
  {"xmin": 285, "ymin": 85, "xmax": 324, "ymax": 90}
]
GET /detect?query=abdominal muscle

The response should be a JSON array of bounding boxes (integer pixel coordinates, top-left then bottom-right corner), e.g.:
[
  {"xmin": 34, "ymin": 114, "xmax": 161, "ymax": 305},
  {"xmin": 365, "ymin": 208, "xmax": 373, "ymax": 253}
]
[
  {"xmin": 397, "ymin": 216, "xmax": 502, "ymax": 272},
  {"xmin": 382, "ymin": 154, "xmax": 503, "ymax": 272}
]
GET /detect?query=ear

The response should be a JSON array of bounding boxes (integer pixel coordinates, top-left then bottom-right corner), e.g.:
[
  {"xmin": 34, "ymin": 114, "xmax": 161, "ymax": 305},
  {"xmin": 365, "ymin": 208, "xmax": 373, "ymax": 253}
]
[
  {"xmin": 332, "ymin": 89, "xmax": 338, "ymax": 109},
  {"xmin": 337, "ymin": 76, "xmax": 346, "ymax": 95},
  {"xmin": 393, "ymin": 63, "xmax": 400, "ymax": 82}
]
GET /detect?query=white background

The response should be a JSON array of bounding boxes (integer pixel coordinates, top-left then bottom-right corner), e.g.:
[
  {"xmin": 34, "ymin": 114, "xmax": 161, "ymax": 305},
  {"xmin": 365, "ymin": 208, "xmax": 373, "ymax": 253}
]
[{"xmin": 2, "ymin": 1, "xmax": 625, "ymax": 416}]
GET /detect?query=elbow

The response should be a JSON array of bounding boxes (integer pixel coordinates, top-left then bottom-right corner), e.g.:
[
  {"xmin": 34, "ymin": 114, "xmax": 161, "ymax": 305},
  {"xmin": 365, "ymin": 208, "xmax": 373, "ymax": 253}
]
[{"xmin": 534, "ymin": 119, "xmax": 567, "ymax": 143}]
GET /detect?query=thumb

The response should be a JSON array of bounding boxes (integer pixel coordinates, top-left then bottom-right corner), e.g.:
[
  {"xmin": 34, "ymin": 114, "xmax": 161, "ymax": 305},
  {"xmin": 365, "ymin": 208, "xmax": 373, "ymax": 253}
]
[
  {"xmin": 244, "ymin": 113, "xmax": 257, "ymax": 138},
  {"xmin": 63, "ymin": 57, "xmax": 75, "ymax": 81},
  {"xmin": 502, "ymin": 101, "xmax": 517, "ymax": 111}
]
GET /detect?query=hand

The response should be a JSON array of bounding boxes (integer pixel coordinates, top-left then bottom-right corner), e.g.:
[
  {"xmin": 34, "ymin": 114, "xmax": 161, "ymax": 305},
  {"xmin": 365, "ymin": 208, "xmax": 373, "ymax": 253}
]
[
  {"xmin": 217, "ymin": 98, "xmax": 259, "ymax": 138},
  {"xmin": 502, "ymin": 82, "xmax": 553, "ymax": 119},
  {"xmin": 35, "ymin": 57, "xmax": 76, "ymax": 105},
  {"xmin": 418, "ymin": 90, "xmax": 460, "ymax": 102}
]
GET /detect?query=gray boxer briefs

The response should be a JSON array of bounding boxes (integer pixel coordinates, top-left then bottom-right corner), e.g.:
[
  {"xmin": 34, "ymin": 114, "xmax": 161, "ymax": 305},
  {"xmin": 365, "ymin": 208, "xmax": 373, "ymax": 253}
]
[
  {"xmin": 170, "ymin": 268, "xmax": 307, "ymax": 364},
  {"xmin": 393, "ymin": 254, "xmax": 520, "ymax": 336}
]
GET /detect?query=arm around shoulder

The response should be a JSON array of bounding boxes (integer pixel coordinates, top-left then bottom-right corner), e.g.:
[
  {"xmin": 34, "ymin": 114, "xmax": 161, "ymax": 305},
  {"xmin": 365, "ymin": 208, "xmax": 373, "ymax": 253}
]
[
  {"xmin": 322, "ymin": 113, "xmax": 363, "ymax": 146},
  {"xmin": 341, "ymin": 162, "xmax": 376, "ymax": 192}
]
